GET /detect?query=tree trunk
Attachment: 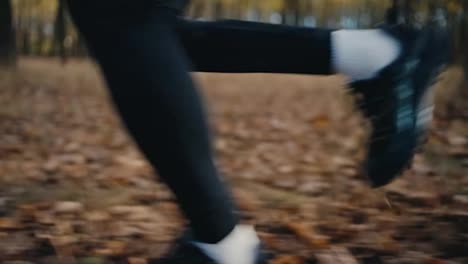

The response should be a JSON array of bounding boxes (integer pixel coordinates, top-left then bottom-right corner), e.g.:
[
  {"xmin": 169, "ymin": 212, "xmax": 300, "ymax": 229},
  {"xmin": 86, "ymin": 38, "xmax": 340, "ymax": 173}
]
[
  {"xmin": 463, "ymin": 1, "xmax": 468, "ymax": 89},
  {"xmin": 386, "ymin": 0, "xmax": 400, "ymax": 24},
  {"xmin": 54, "ymin": 0, "xmax": 67, "ymax": 63},
  {"xmin": 294, "ymin": 3, "xmax": 301, "ymax": 26},
  {"xmin": 36, "ymin": 23, "xmax": 46, "ymax": 56},
  {"xmin": 403, "ymin": 0, "xmax": 414, "ymax": 25},
  {"xmin": 386, "ymin": 0, "xmax": 416, "ymax": 25},
  {"xmin": 73, "ymin": 32, "xmax": 88, "ymax": 57},
  {"xmin": 0, "ymin": 0, "xmax": 16, "ymax": 67},
  {"xmin": 214, "ymin": 2, "xmax": 223, "ymax": 19}
]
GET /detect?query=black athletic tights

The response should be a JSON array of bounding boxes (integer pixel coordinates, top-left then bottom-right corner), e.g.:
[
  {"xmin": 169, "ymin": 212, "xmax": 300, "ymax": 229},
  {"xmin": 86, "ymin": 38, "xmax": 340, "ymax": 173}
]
[{"xmin": 67, "ymin": 0, "xmax": 332, "ymax": 243}]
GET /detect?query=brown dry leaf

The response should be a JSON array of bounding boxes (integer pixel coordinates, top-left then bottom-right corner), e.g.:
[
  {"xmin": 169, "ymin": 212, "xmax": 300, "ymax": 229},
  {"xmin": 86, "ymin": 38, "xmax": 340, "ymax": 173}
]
[
  {"xmin": 109, "ymin": 205, "xmax": 161, "ymax": 222},
  {"xmin": 272, "ymin": 178, "xmax": 297, "ymax": 190},
  {"xmin": 269, "ymin": 118, "xmax": 288, "ymax": 131},
  {"xmin": 411, "ymin": 159, "xmax": 434, "ymax": 175},
  {"xmin": 17, "ymin": 203, "xmax": 39, "ymax": 221},
  {"xmin": 214, "ymin": 138, "xmax": 229, "ymax": 153},
  {"xmin": 0, "ymin": 232, "xmax": 38, "ymax": 260},
  {"xmin": 379, "ymin": 233, "xmax": 401, "ymax": 254},
  {"xmin": 310, "ymin": 115, "xmax": 330, "ymax": 129},
  {"xmin": 268, "ymin": 255, "xmax": 305, "ymax": 264},
  {"xmin": 0, "ymin": 217, "xmax": 22, "ymax": 230},
  {"xmin": 58, "ymin": 153, "xmax": 87, "ymax": 165},
  {"xmin": 453, "ymin": 195, "xmax": 468, "ymax": 206},
  {"xmin": 60, "ymin": 164, "xmax": 89, "ymax": 178},
  {"xmin": 85, "ymin": 211, "xmax": 111, "ymax": 222},
  {"xmin": 81, "ymin": 146, "xmax": 110, "ymax": 162},
  {"xmin": 49, "ymin": 235, "xmax": 79, "ymax": 256},
  {"xmin": 34, "ymin": 211, "xmax": 55, "ymax": 225},
  {"xmin": 448, "ymin": 147, "xmax": 468, "ymax": 158},
  {"xmin": 108, "ymin": 224, "xmax": 143, "ymax": 237},
  {"xmin": 258, "ymin": 232, "xmax": 279, "ymax": 249},
  {"xmin": 3, "ymin": 261, "xmax": 36, "ymax": 264},
  {"xmin": 285, "ymin": 222, "xmax": 330, "ymax": 249},
  {"xmin": 114, "ymin": 155, "xmax": 146, "ymax": 168},
  {"xmin": 103, "ymin": 240, "xmax": 127, "ymax": 256},
  {"xmin": 54, "ymin": 201, "xmax": 84, "ymax": 214},
  {"xmin": 42, "ymin": 158, "xmax": 61, "ymax": 172},
  {"xmin": 55, "ymin": 222, "xmax": 75, "ymax": 235},
  {"xmin": 50, "ymin": 235, "xmax": 78, "ymax": 247},
  {"xmin": 277, "ymin": 165, "xmax": 295, "ymax": 174},
  {"xmin": 297, "ymin": 181, "xmax": 330, "ymax": 196},
  {"xmin": 386, "ymin": 189, "xmax": 439, "ymax": 208},
  {"xmin": 301, "ymin": 154, "xmax": 317, "ymax": 164},
  {"xmin": 234, "ymin": 189, "xmax": 259, "ymax": 212},
  {"xmin": 109, "ymin": 205, "xmax": 147, "ymax": 217},
  {"xmin": 94, "ymin": 248, "xmax": 114, "ymax": 256},
  {"xmin": 423, "ymin": 258, "xmax": 451, "ymax": 264},
  {"xmin": 131, "ymin": 192, "xmax": 159, "ymax": 205},
  {"xmin": 63, "ymin": 141, "xmax": 81, "ymax": 152},
  {"xmin": 448, "ymin": 135, "xmax": 467, "ymax": 146},
  {"xmin": 315, "ymin": 247, "xmax": 358, "ymax": 264},
  {"xmin": 128, "ymin": 257, "xmax": 148, "ymax": 264},
  {"xmin": 157, "ymin": 202, "xmax": 181, "ymax": 216}
]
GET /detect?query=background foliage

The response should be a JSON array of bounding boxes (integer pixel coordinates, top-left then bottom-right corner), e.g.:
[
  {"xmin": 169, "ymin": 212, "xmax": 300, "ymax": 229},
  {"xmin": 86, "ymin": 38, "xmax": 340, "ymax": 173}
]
[{"xmin": 0, "ymin": 1, "xmax": 466, "ymax": 62}]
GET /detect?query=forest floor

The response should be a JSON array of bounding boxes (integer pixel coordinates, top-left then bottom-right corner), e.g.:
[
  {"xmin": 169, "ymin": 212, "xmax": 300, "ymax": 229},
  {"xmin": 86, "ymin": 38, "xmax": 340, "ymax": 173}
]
[{"xmin": 1, "ymin": 58, "xmax": 468, "ymax": 264}]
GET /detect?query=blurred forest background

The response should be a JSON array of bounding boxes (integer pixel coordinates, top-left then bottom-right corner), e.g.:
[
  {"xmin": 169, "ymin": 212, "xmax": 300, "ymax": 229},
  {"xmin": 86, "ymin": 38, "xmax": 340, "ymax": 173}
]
[
  {"xmin": 0, "ymin": 0, "xmax": 466, "ymax": 65},
  {"xmin": 1, "ymin": 0, "xmax": 468, "ymax": 92},
  {"xmin": 1, "ymin": 1, "xmax": 468, "ymax": 263}
]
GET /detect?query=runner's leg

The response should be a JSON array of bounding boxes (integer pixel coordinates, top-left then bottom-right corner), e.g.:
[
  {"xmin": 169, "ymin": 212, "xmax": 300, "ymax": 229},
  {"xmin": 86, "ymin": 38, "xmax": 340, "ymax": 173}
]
[{"xmin": 66, "ymin": 1, "xmax": 238, "ymax": 244}]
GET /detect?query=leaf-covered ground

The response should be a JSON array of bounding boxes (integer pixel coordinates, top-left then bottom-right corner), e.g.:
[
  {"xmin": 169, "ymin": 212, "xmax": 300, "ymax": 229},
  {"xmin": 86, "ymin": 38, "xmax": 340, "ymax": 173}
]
[{"xmin": 1, "ymin": 59, "xmax": 468, "ymax": 264}]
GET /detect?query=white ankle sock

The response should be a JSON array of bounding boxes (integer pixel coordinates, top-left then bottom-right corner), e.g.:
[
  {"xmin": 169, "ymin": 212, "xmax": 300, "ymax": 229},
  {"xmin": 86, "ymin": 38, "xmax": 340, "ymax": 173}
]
[
  {"xmin": 193, "ymin": 225, "xmax": 260, "ymax": 264},
  {"xmin": 331, "ymin": 29, "xmax": 402, "ymax": 81}
]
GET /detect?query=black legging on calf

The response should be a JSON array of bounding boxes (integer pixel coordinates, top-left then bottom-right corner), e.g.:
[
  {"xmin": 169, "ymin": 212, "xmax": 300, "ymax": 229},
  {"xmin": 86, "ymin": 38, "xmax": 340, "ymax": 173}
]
[
  {"xmin": 67, "ymin": 3, "xmax": 237, "ymax": 243},
  {"xmin": 177, "ymin": 19, "xmax": 333, "ymax": 74},
  {"xmin": 67, "ymin": 1, "xmax": 332, "ymax": 244}
]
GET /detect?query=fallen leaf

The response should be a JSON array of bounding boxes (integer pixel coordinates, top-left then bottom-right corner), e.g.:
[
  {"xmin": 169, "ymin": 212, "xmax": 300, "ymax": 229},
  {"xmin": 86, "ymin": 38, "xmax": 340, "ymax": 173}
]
[
  {"xmin": 285, "ymin": 222, "xmax": 330, "ymax": 249},
  {"xmin": 128, "ymin": 257, "xmax": 148, "ymax": 264},
  {"xmin": 54, "ymin": 201, "xmax": 84, "ymax": 214},
  {"xmin": 268, "ymin": 255, "xmax": 305, "ymax": 264},
  {"xmin": 0, "ymin": 217, "xmax": 22, "ymax": 230},
  {"xmin": 315, "ymin": 247, "xmax": 358, "ymax": 264},
  {"xmin": 311, "ymin": 115, "xmax": 330, "ymax": 129}
]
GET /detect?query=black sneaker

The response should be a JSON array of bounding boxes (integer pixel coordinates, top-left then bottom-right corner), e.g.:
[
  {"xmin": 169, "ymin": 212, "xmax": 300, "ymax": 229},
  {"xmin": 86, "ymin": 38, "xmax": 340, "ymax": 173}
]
[
  {"xmin": 413, "ymin": 26, "xmax": 449, "ymax": 144},
  {"xmin": 351, "ymin": 25, "xmax": 448, "ymax": 187},
  {"xmin": 149, "ymin": 232, "xmax": 272, "ymax": 264}
]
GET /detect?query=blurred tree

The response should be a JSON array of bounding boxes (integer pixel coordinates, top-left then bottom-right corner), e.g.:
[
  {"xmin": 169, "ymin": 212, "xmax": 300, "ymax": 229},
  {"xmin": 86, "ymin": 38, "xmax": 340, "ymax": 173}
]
[
  {"xmin": 0, "ymin": 0, "xmax": 16, "ymax": 67},
  {"xmin": 403, "ymin": 0, "xmax": 415, "ymax": 25},
  {"xmin": 282, "ymin": 0, "xmax": 300, "ymax": 25},
  {"xmin": 460, "ymin": 0, "xmax": 468, "ymax": 89},
  {"xmin": 386, "ymin": 0, "xmax": 400, "ymax": 24},
  {"xmin": 54, "ymin": 0, "xmax": 67, "ymax": 63},
  {"xmin": 16, "ymin": 0, "xmax": 33, "ymax": 56},
  {"xmin": 6, "ymin": 0, "xmax": 467, "ymax": 75}
]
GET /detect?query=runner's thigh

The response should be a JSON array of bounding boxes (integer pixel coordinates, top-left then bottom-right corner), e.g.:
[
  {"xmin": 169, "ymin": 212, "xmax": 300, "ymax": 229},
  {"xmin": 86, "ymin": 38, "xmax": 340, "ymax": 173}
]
[{"xmin": 66, "ymin": 0, "xmax": 189, "ymax": 29}]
